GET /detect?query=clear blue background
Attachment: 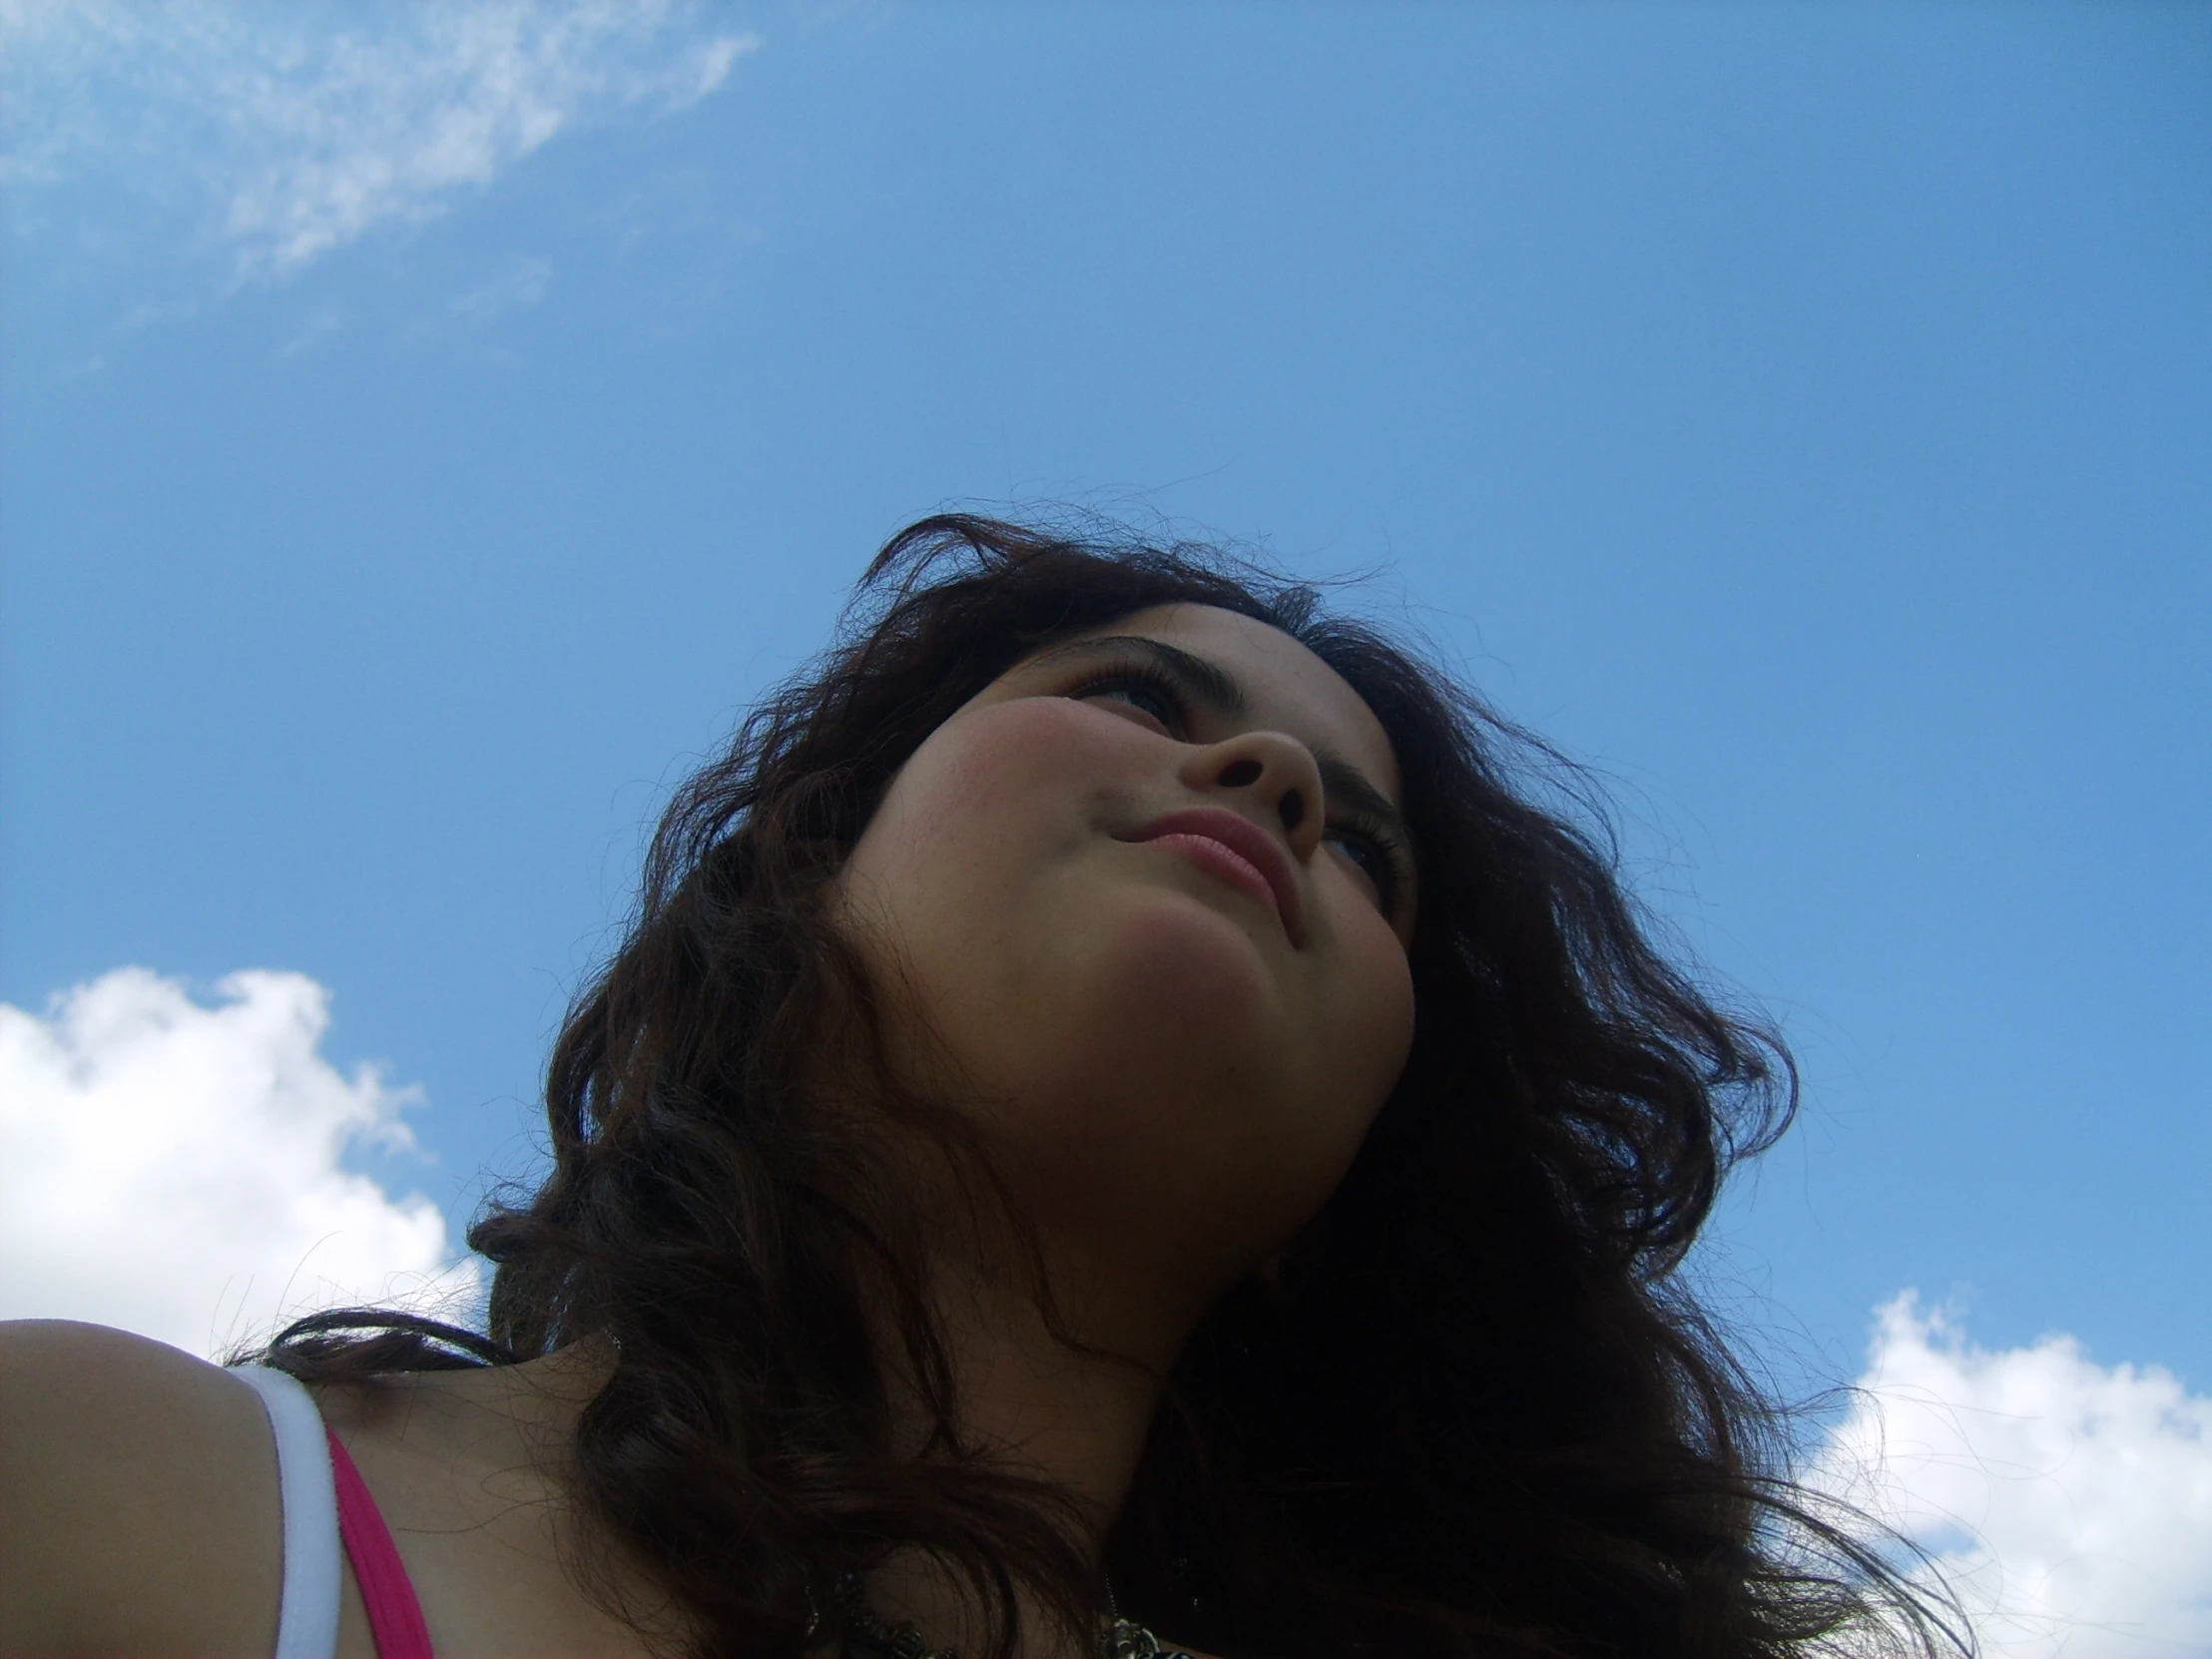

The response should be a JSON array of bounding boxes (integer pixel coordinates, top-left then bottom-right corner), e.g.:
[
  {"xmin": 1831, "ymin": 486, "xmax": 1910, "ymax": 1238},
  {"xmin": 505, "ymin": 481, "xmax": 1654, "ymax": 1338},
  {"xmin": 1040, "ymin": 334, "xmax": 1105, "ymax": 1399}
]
[{"xmin": 7, "ymin": 2, "xmax": 2208, "ymax": 1402}]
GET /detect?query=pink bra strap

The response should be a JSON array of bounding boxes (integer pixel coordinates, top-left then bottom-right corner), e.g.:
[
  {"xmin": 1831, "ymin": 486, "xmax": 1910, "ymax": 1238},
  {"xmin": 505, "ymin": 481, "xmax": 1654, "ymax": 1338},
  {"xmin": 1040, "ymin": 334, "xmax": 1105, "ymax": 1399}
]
[{"xmin": 324, "ymin": 1427, "xmax": 436, "ymax": 1659}]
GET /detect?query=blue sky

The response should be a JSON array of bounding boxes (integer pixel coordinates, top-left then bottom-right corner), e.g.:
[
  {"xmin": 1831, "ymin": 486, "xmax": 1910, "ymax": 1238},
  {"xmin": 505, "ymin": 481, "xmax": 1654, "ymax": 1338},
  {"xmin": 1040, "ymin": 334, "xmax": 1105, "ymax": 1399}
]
[{"xmin": 5, "ymin": 5, "xmax": 2209, "ymax": 1645}]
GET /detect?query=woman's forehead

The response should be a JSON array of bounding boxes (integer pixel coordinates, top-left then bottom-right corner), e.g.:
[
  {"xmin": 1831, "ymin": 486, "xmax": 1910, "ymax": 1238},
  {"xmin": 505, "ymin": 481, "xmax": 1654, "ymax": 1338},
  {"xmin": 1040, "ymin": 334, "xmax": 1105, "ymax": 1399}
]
[{"xmin": 1059, "ymin": 603, "xmax": 1400, "ymax": 800}]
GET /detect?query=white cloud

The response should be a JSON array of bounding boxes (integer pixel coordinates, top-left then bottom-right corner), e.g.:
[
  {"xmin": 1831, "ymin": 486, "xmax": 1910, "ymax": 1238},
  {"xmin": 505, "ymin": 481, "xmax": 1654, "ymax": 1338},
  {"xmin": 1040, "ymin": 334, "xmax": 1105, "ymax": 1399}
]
[
  {"xmin": 0, "ymin": 966, "xmax": 477, "ymax": 1359},
  {"xmin": 2, "ymin": 0, "xmax": 756, "ymax": 278},
  {"xmin": 1810, "ymin": 1294, "xmax": 2212, "ymax": 1659}
]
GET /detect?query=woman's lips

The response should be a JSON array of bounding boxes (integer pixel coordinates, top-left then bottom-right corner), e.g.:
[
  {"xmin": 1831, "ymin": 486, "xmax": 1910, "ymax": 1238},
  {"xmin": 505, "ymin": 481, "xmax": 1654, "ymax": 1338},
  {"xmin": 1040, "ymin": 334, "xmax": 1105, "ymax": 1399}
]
[{"xmin": 1123, "ymin": 807, "xmax": 1305, "ymax": 945}]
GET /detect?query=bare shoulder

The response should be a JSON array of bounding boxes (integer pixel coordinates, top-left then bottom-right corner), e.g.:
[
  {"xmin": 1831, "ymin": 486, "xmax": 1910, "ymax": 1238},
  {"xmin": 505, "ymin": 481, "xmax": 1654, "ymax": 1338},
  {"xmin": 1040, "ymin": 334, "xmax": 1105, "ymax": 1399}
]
[{"xmin": 0, "ymin": 1320, "xmax": 280, "ymax": 1658}]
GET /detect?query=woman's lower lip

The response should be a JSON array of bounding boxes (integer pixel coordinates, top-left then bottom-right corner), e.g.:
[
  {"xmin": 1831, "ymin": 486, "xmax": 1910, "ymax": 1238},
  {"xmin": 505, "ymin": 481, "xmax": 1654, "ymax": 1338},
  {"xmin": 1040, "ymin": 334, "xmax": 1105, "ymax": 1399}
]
[{"xmin": 1142, "ymin": 832, "xmax": 1283, "ymax": 926}]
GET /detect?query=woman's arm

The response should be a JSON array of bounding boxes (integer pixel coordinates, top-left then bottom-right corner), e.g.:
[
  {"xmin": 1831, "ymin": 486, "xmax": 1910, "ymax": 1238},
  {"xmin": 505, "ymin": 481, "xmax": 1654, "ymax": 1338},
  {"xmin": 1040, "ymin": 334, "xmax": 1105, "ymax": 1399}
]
[{"xmin": 0, "ymin": 1321, "xmax": 283, "ymax": 1659}]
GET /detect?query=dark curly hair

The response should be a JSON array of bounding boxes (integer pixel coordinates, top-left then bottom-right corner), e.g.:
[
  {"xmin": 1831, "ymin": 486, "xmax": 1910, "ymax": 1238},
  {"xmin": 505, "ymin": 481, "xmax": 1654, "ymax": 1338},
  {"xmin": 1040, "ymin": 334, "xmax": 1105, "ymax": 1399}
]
[{"xmin": 263, "ymin": 514, "xmax": 1960, "ymax": 1659}]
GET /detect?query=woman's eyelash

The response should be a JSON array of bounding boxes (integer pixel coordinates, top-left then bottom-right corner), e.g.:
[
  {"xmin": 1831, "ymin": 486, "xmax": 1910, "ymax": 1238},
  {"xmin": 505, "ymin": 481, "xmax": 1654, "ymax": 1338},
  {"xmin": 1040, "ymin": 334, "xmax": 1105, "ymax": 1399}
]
[
  {"xmin": 1068, "ymin": 660, "xmax": 1193, "ymax": 730},
  {"xmin": 1327, "ymin": 812, "xmax": 1411, "ymax": 912}
]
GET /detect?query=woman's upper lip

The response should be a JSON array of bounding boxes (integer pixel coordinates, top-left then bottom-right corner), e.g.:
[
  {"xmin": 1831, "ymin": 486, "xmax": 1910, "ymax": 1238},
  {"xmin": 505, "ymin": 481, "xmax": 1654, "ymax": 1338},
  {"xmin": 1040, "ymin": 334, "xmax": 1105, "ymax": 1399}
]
[{"xmin": 1121, "ymin": 806, "xmax": 1305, "ymax": 945}]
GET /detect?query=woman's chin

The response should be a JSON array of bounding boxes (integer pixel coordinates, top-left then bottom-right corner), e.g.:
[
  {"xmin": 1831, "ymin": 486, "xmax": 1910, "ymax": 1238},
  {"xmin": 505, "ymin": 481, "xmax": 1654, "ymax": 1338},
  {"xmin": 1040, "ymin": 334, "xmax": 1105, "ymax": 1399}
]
[
  {"xmin": 980, "ymin": 892, "xmax": 1304, "ymax": 1149},
  {"xmin": 1084, "ymin": 882, "xmax": 1292, "ymax": 1027}
]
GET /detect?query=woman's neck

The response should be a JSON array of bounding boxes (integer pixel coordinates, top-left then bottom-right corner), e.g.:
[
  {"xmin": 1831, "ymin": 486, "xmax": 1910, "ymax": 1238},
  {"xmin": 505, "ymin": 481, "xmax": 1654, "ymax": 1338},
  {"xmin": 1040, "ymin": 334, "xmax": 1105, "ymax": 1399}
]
[
  {"xmin": 861, "ymin": 1247, "xmax": 1199, "ymax": 1659},
  {"xmin": 953, "ymin": 1260, "xmax": 1179, "ymax": 1517}
]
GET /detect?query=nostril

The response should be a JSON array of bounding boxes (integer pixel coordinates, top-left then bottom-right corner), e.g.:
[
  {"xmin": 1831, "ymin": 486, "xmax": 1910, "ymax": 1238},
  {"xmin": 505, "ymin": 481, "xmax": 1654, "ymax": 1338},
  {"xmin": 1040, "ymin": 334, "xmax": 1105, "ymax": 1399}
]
[
  {"xmin": 1278, "ymin": 789, "xmax": 1306, "ymax": 833},
  {"xmin": 1217, "ymin": 759, "xmax": 1263, "ymax": 789}
]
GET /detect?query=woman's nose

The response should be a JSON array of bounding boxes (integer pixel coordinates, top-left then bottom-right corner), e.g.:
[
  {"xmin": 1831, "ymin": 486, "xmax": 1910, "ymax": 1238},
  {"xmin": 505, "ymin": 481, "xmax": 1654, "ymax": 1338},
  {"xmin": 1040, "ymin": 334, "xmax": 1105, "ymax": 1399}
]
[{"xmin": 1177, "ymin": 731, "xmax": 1328, "ymax": 859}]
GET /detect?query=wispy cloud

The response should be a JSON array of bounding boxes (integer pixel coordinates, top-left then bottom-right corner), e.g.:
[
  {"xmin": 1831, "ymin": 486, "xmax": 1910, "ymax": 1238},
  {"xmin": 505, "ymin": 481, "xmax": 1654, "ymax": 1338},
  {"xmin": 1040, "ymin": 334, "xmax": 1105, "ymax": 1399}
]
[
  {"xmin": 0, "ymin": 967, "xmax": 475, "ymax": 1357},
  {"xmin": 449, "ymin": 254, "xmax": 554, "ymax": 326},
  {"xmin": 1811, "ymin": 1294, "xmax": 2212, "ymax": 1659},
  {"xmin": 2, "ymin": 0, "xmax": 756, "ymax": 279}
]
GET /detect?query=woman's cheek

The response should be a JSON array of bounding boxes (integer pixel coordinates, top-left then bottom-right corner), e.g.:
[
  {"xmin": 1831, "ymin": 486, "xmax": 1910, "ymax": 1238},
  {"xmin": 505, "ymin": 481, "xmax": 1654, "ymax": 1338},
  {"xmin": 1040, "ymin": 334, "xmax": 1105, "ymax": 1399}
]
[
  {"xmin": 834, "ymin": 694, "xmax": 1160, "ymax": 1033},
  {"xmin": 901, "ymin": 698, "xmax": 1140, "ymax": 843}
]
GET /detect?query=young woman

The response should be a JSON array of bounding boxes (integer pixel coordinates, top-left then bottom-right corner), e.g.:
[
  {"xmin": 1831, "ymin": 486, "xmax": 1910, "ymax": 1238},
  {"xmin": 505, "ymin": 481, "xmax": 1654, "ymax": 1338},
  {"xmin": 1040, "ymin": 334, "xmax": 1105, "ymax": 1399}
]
[{"xmin": 0, "ymin": 516, "xmax": 1951, "ymax": 1659}]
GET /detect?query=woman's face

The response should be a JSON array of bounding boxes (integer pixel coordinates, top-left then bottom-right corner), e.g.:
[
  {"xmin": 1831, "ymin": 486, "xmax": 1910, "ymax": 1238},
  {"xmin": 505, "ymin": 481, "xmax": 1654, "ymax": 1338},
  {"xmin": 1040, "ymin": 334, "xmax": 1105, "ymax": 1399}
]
[{"xmin": 834, "ymin": 603, "xmax": 1416, "ymax": 1318}]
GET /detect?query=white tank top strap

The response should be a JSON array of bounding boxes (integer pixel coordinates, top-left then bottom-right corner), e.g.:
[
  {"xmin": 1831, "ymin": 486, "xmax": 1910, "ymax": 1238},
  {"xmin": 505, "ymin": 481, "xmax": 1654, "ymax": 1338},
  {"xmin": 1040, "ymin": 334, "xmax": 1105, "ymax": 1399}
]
[{"xmin": 231, "ymin": 1364, "xmax": 344, "ymax": 1659}]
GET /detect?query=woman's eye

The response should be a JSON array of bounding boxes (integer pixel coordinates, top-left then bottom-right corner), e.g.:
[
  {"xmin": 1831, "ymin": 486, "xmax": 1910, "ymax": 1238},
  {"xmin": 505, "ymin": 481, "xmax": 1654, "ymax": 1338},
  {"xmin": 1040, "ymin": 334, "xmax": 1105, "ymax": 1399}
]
[
  {"xmin": 1326, "ymin": 831, "xmax": 1395, "ymax": 910},
  {"xmin": 1078, "ymin": 678, "xmax": 1180, "ymax": 731}
]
